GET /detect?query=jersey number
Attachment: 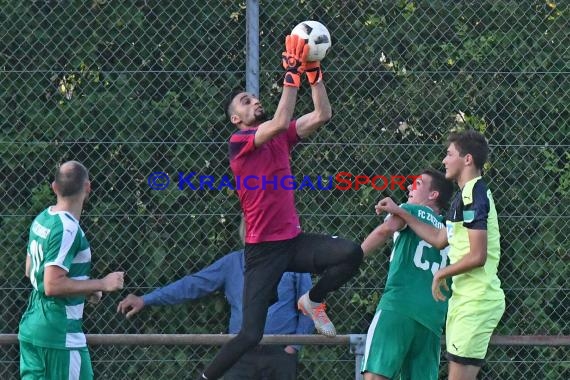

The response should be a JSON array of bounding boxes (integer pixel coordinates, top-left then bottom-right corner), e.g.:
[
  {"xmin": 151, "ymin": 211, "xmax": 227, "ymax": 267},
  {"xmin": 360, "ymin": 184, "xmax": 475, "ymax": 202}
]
[
  {"xmin": 29, "ymin": 239, "xmax": 44, "ymax": 290},
  {"xmin": 413, "ymin": 240, "xmax": 449, "ymax": 275}
]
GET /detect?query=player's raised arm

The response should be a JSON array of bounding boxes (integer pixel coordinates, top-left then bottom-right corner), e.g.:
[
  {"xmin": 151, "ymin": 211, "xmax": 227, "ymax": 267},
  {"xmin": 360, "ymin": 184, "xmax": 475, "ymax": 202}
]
[
  {"xmin": 254, "ymin": 35, "xmax": 309, "ymax": 147},
  {"xmin": 377, "ymin": 197, "xmax": 448, "ymax": 249},
  {"xmin": 361, "ymin": 214, "xmax": 406, "ymax": 257},
  {"xmin": 295, "ymin": 63, "xmax": 332, "ymax": 139}
]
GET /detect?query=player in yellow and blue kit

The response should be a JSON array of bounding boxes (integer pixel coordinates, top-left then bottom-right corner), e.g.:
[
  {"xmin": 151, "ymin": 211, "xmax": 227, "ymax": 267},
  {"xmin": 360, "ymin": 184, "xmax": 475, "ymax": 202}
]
[{"xmin": 376, "ymin": 130, "xmax": 505, "ymax": 380}]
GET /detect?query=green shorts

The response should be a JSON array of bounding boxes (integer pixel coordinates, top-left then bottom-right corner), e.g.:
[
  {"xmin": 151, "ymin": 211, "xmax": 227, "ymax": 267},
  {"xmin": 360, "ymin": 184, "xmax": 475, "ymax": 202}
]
[
  {"xmin": 445, "ymin": 296, "xmax": 505, "ymax": 365},
  {"xmin": 20, "ymin": 340, "xmax": 93, "ymax": 380},
  {"xmin": 361, "ymin": 308, "xmax": 441, "ymax": 380}
]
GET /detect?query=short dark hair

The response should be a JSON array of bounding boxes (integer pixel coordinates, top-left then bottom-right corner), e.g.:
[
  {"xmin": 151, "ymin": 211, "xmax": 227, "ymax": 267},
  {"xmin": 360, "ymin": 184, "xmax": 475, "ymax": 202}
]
[
  {"xmin": 223, "ymin": 88, "xmax": 244, "ymax": 123},
  {"xmin": 422, "ymin": 168, "xmax": 454, "ymax": 210},
  {"xmin": 447, "ymin": 130, "xmax": 489, "ymax": 170},
  {"xmin": 55, "ymin": 161, "xmax": 89, "ymax": 197}
]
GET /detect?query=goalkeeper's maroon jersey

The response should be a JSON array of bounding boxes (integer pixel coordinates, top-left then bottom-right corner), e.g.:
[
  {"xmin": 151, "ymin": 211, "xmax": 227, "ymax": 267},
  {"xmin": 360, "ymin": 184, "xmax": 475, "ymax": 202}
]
[{"xmin": 229, "ymin": 120, "xmax": 302, "ymax": 243}]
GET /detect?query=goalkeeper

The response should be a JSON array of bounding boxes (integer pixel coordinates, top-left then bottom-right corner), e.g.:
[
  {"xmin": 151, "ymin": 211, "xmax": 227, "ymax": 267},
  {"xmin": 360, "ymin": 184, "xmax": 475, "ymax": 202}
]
[{"xmin": 196, "ymin": 35, "xmax": 363, "ymax": 380}]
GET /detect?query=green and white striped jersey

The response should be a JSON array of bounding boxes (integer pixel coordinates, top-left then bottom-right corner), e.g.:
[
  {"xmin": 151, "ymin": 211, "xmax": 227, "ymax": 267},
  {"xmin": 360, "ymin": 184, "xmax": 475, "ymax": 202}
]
[{"xmin": 18, "ymin": 207, "xmax": 91, "ymax": 350}]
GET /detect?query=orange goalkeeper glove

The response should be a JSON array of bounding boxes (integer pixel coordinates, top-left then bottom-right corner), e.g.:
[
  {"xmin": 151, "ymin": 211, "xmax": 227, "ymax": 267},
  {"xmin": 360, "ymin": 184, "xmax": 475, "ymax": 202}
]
[
  {"xmin": 282, "ymin": 35, "xmax": 309, "ymax": 88},
  {"xmin": 302, "ymin": 61, "xmax": 323, "ymax": 86}
]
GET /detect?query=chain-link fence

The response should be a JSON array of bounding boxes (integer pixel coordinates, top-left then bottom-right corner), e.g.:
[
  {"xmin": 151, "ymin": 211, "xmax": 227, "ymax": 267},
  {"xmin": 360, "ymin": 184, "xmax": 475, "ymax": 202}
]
[{"xmin": 1, "ymin": 0, "xmax": 569, "ymax": 379}]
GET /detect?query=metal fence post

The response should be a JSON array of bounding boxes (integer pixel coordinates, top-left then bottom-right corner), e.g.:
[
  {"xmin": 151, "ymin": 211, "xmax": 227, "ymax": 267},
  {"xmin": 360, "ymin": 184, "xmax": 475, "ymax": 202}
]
[
  {"xmin": 245, "ymin": 0, "xmax": 259, "ymax": 96},
  {"xmin": 350, "ymin": 334, "xmax": 366, "ymax": 380}
]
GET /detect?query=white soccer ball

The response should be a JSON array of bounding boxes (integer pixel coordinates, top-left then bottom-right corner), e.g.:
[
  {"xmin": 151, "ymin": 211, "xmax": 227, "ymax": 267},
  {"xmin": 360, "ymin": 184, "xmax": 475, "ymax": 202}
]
[{"xmin": 291, "ymin": 21, "xmax": 332, "ymax": 62}]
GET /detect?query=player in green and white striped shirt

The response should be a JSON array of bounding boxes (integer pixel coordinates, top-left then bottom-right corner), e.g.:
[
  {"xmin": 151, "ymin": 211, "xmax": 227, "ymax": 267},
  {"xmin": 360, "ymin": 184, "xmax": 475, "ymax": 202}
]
[{"xmin": 18, "ymin": 161, "xmax": 125, "ymax": 380}]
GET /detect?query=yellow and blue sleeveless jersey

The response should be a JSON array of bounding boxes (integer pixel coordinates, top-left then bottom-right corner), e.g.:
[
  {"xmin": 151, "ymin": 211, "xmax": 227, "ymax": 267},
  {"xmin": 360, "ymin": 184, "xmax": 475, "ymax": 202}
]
[{"xmin": 445, "ymin": 177, "xmax": 504, "ymax": 301}]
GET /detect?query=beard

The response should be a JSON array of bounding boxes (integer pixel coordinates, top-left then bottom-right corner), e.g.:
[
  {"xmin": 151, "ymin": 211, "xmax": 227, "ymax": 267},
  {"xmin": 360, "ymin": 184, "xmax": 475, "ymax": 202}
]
[{"xmin": 254, "ymin": 110, "xmax": 268, "ymax": 123}]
